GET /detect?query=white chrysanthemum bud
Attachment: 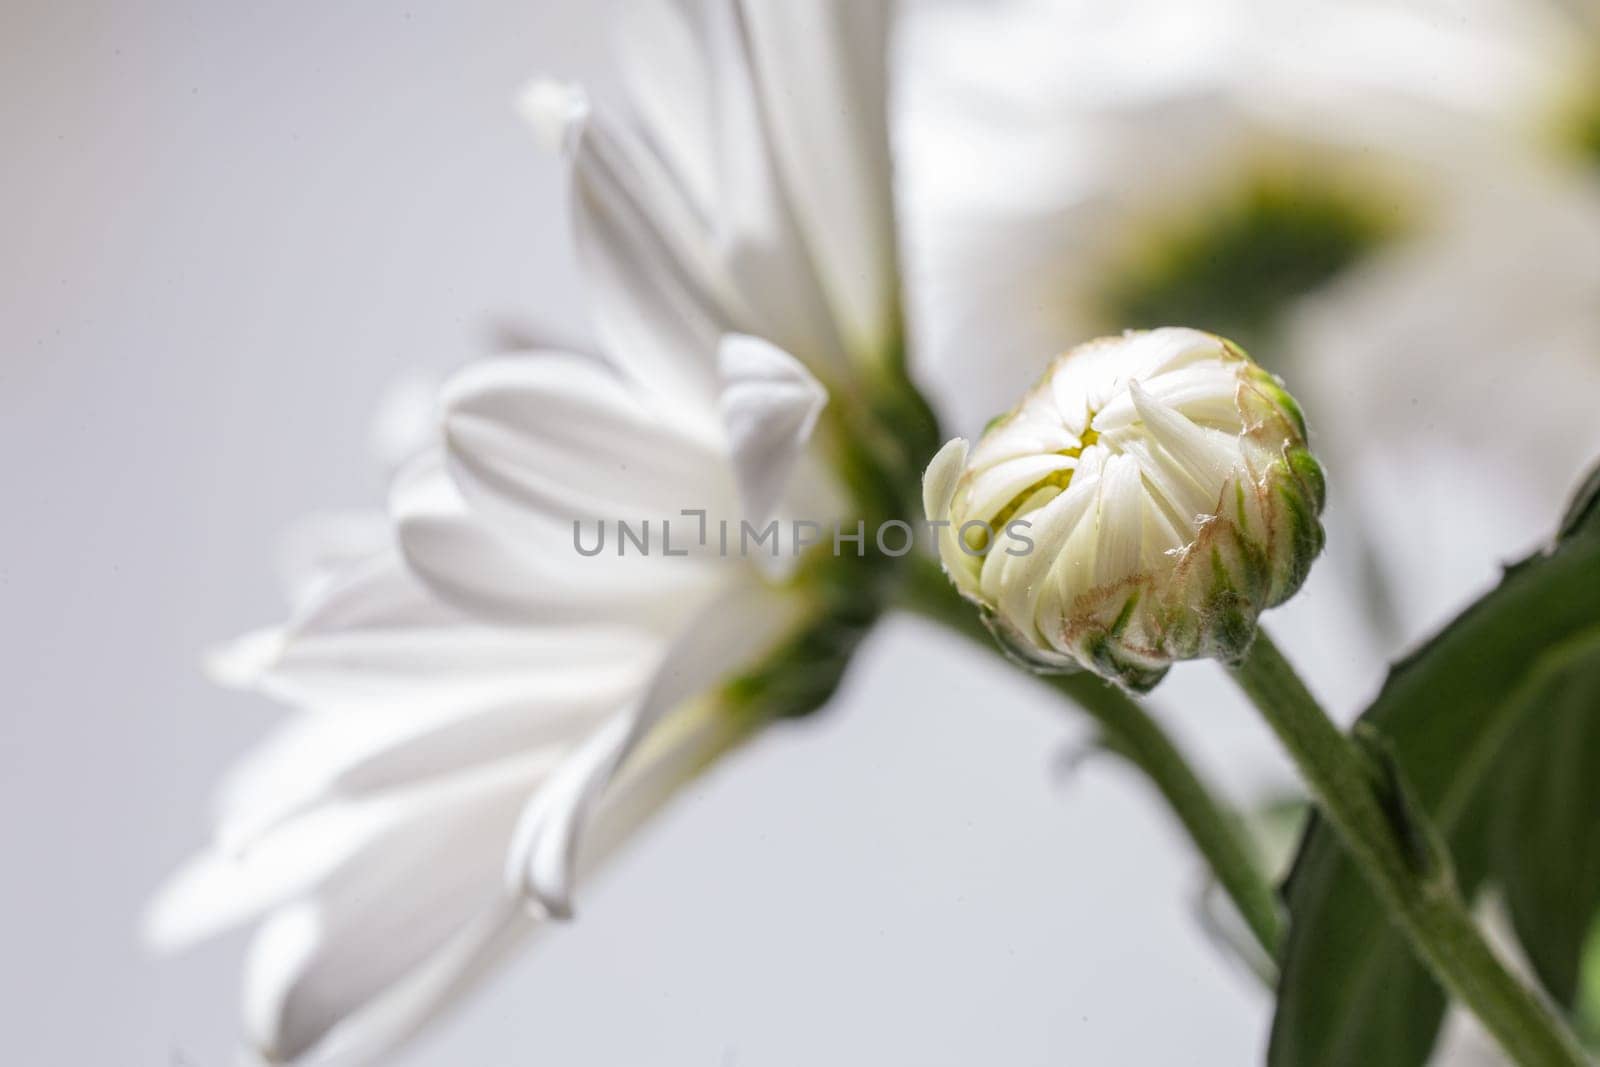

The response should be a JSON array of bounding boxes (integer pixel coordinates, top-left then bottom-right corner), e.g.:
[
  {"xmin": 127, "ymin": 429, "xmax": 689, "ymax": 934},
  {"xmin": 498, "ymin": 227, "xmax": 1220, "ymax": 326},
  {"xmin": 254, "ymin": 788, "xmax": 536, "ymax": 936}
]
[{"xmin": 922, "ymin": 328, "xmax": 1324, "ymax": 691}]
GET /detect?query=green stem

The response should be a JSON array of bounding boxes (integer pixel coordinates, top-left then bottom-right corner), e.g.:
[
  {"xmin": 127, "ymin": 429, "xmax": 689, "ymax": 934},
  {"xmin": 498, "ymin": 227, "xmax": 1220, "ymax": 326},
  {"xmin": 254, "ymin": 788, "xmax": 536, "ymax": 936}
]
[
  {"xmin": 898, "ymin": 557, "xmax": 1284, "ymax": 961},
  {"xmin": 1231, "ymin": 630, "xmax": 1587, "ymax": 1067}
]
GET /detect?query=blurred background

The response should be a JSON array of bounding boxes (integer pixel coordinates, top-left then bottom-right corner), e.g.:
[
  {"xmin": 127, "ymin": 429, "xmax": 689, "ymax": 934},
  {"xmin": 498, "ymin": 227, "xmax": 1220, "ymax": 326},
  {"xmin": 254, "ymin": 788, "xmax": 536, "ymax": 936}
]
[{"xmin": 4, "ymin": 0, "xmax": 1591, "ymax": 1063}]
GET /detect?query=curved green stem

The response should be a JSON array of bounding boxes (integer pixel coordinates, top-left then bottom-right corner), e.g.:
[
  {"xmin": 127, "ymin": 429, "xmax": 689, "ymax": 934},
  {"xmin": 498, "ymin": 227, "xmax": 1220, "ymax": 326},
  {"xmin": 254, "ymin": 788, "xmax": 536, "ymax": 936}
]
[
  {"xmin": 898, "ymin": 557, "xmax": 1284, "ymax": 961},
  {"xmin": 1231, "ymin": 630, "xmax": 1587, "ymax": 1067}
]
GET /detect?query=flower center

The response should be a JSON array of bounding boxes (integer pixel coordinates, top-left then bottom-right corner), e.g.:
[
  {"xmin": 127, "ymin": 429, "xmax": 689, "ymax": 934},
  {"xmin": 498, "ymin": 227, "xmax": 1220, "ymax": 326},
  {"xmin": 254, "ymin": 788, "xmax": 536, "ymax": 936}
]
[
  {"xmin": 1565, "ymin": 78, "xmax": 1600, "ymax": 167},
  {"xmin": 1097, "ymin": 171, "xmax": 1399, "ymax": 363}
]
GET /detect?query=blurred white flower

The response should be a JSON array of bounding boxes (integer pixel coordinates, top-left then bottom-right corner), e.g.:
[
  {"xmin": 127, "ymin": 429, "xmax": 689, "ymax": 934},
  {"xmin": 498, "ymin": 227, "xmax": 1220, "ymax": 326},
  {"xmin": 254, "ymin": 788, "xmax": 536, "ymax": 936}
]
[
  {"xmin": 148, "ymin": 1, "xmax": 915, "ymax": 1063},
  {"xmin": 923, "ymin": 328, "xmax": 1323, "ymax": 689},
  {"xmin": 898, "ymin": 0, "xmax": 1600, "ymax": 658},
  {"xmin": 898, "ymin": 0, "xmax": 1567, "ymax": 422},
  {"xmin": 1290, "ymin": 160, "xmax": 1600, "ymax": 644}
]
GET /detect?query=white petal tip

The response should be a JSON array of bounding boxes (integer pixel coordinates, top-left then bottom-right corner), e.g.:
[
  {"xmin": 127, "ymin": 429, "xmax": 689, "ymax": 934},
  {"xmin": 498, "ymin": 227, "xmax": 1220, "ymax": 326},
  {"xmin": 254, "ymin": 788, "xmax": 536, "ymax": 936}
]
[
  {"xmin": 141, "ymin": 850, "xmax": 254, "ymax": 955},
  {"xmin": 205, "ymin": 628, "xmax": 287, "ymax": 689},
  {"xmin": 526, "ymin": 890, "xmax": 573, "ymax": 923},
  {"xmin": 922, "ymin": 437, "xmax": 970, "ymax": 521},
  {"xmin": 515, "ymin": 78, "xmax": 590, "ymax": 155},
  {"xmin": 367, "ymin": 369, "xmax": 443, "ymax": 469},
  {"xmin": 242, "ymin": 906, "xmax": 325, "ymax": 1062},
  {"xmin": 506, "ymin": 849, "xmax": 577, "ymax": 923},
  {"xmin": 717, "ymin": 334, "xmax": 829, "ymax": 528}
]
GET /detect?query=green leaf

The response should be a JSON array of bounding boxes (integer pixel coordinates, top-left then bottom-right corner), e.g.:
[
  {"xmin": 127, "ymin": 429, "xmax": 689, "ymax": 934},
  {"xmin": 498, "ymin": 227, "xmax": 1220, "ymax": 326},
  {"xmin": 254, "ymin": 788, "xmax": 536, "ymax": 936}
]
[
  {"xmin": 1270, "ymin": 463, "xmax": 1600, "ymax": 1067},
  {"xmin": 1495, "ymin": 648, "xmax": 1600, "ymax": 1007},
  {"xmin": 1578, "ymin": 920, "xmax": 1600, "ymax": 1045}
]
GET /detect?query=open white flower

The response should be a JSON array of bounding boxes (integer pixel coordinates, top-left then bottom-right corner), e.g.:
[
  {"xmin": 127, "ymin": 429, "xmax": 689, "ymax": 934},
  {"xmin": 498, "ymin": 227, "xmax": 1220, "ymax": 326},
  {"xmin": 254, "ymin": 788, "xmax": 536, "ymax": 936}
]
[
  {"xmin": 148, "ymin": 1, "xmax": 920, "ymax": 1063},
  {"xmin": 923, "ymin": 328, "xmax": 1323, "ymax": 691},
  {"xmin": 146, "ymin": 347, "xmax": 833, "ymax": 1062}
]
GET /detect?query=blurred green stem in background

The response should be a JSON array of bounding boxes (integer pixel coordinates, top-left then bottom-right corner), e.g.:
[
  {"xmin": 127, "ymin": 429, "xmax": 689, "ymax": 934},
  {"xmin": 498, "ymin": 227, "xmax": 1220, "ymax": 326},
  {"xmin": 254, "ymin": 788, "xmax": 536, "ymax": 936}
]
[
  {"xmin": 898, "ymin": 556, "xmax": 1285, "ymax": 962},
  {"xmin": 1230, "ymin": 631, "xmax": 1589, "ymax": 1067}
]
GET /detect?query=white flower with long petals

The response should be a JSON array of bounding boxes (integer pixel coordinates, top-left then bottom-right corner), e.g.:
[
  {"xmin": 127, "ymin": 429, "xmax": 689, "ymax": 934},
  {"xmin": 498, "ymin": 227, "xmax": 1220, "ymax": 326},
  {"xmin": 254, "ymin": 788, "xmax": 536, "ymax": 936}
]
[
  {"xmin": 398, "ymin": 340, "xmax": 839, "ymax": 922},
  {"xmin": 148, "ymin": 1, "xmax": 927, "ymax": 1063}
]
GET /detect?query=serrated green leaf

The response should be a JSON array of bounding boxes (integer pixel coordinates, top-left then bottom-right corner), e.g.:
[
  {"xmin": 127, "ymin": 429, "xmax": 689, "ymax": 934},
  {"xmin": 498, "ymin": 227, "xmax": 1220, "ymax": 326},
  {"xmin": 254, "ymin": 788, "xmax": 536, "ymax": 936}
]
[{"xmin": 1270, "ymin": 463, "xmax": 1600, "ymax": 1067}]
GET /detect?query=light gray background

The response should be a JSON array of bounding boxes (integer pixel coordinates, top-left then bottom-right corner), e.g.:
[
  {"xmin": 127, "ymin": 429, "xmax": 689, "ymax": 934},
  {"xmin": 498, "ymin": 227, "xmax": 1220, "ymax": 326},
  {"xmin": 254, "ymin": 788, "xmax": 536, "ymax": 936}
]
[{"xmin": 0, "ymin": 2, "xmax": 1397, "ymax": 1062}]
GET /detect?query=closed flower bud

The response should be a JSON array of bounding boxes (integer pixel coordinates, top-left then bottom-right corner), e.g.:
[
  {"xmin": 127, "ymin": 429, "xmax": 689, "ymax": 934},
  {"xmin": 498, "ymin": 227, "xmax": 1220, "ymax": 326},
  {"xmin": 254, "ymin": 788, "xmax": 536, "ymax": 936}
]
[{"xmin": 922, "ymin": 328, "xmax": 1324, "ymax": 691}]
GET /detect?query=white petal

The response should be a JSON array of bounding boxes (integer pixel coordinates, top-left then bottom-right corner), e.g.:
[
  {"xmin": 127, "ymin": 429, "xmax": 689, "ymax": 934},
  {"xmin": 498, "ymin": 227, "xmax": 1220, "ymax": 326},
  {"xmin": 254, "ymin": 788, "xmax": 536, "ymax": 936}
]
[
  {"xmin": 211, "ymin": 673, "xmax": 641, "ymax": 855},
  {"xmin": 1123, "ymin": 380, "xmax": 1237, "ymax": 508},
  {"xmin": 576, "ymin": 697, "xmax": 756, "ymax": 876},
  {"xmin": 440, "ymin": 352, "xmax": 736, "ymax": 541},
  {"xmin": 921, "ymin": 437, "xmax": 969, "ymax": 522},
  {"xmin": 568, "ymin": 106, "xmax": 727, "ymax": 415},
  {"xmin": 1119, "ymin": 327, "xmax": 1223, "ymax": 380},
  {"xmin": 249, "ymin": 900, "xmax": 528, "ymax": 1067},
  {"xmin": 1114, "ymin": 436, "xmax": 1214, "ymax": 531},
  {"xmin": 616, "ymin": 4, "xmax": 717, "ymax": 217},
  {"xmin": 233, "ymin": 754, "xmax": 552, "ymax": 1061},
  {"xmin": 964, "ymin": 453, "xmax": 1077, "ymax": 523},
  {"xmin": 515, "ymin": 78, "xmax": 588, "ymax": 155},
  {"xmin": 1093, "ymin": 454, "xmax": 1144, "ymax": 586},
  {"xmin": 389, "ymin": 451, "xmax": 569, "ymax": 621},
  {"xmin": 391, "ymin": 450, "xmax": 719, "ymax": 628},
  {"xmin": 977, "ymin": 481, "xmax": 1059, "ymax": 603},
  {"xmin": 208, "ymin": 627, "xmax": 289, "ymax": 691},
  {"xmin": 241, "ymin": 812, "xmax": 527, "ymax": 1066},
  {"xmin": 148, "ymin": 809, "xmax": 387, "ymax": 956},
  {"xmin": 738, "ymin": 0, "xmax": 899, "ymax": 364},
  {"xmin": 502, "ymin": 714, "xmax": 631, "ymax": 921},
  {"xmin": 507, "ymin": 570, "xmax": 804, "ymax": 916},
  {"xmin": 147, "ymin": 753, "xmax": 548, "ymax": 955},
  {"xmin": 717, "ymin": 333, "xmax": 828, "ymax": 529},
  {"xmin": 220, "ymin": 550, "xmax": 656, "ymax": 715},
  {"xmin": 923, "ymin": 437, "xmax": 972, "ymax": 590},
  {"xmin": 366, "ymin": 369, "xmax": 444, "ymax": 472},
  {"xmin": 998, "ymin": 469, "xmax": 1100, "ymax": 635},
  {"xmin": 242, "ymin": 704, "xmax": 772, "ymax": 1066},
  {"xmin": 1094, "ymin": 362, "xmax": 1243, "ymax": 433},
  {"xmin": 967, "ymin": 406, "xmax": 1081, "ymax": 467},
  {"xmin": 617, "ymin": 0, "xmax": 858, "ymax": 382},
  {"xmin": 700, "ymin": 0, "xmax": 854, "ymax": 379}
]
